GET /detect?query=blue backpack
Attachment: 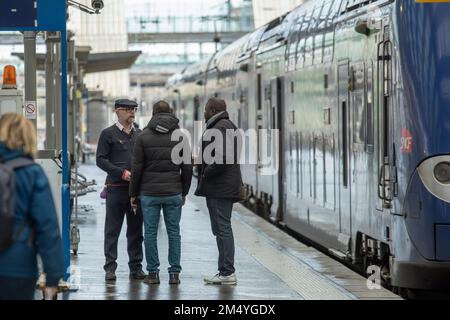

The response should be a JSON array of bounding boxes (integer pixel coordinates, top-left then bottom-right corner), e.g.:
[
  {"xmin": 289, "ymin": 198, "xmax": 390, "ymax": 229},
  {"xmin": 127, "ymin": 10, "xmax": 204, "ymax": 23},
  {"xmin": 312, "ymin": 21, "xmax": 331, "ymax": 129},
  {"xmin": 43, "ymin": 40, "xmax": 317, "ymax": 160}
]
[{"xmin": 0, "ymin": 157, "xmax": 35, "ymax": 252}]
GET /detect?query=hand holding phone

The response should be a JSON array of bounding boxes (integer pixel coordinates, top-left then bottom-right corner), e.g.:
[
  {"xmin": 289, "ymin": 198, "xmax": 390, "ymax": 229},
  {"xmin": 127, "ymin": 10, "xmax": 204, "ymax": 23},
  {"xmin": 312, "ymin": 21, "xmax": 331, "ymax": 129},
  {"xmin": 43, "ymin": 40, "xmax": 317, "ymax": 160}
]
[{"xmin": 131, "ymin": 197, "xmax": 138, "ymax": 214}]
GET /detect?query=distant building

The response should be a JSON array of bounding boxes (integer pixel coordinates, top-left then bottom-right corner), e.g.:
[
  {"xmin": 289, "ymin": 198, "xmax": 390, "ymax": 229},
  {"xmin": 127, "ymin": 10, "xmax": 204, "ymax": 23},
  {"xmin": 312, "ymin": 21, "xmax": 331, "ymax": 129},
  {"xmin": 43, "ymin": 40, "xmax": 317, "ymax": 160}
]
[{"xmin": 68, "ymin": 0, "xmax": 129, "ymax": 98}]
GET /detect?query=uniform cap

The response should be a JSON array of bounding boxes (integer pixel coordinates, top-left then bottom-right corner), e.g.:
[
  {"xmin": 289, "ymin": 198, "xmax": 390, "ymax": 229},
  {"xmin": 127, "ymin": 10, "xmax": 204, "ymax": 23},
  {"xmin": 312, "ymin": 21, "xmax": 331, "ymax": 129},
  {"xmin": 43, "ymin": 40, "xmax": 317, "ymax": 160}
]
[{"xmin": 114, "ymin": 99, "xmax": 138, "ymax": 109}]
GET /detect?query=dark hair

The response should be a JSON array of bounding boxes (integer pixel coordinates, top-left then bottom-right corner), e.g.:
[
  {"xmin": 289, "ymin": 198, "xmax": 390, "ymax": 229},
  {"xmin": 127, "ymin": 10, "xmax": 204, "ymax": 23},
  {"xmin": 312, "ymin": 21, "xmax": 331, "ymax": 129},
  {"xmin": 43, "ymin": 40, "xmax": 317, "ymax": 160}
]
[
  {"xmin": 206, "ymin": 97, "xmax": 226, "ymax": 113},
  {"xmin": 153, "ymin": 100, "xmax": 171, "ymax": 115}
]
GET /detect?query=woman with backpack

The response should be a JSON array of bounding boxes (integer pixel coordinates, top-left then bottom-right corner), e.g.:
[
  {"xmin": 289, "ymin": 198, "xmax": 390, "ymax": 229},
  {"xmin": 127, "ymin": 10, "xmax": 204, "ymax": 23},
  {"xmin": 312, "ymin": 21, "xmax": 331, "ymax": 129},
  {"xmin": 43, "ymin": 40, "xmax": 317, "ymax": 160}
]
[{"xmin": 0, "ymin": 113, "xmax": 64, "ymax": 300}]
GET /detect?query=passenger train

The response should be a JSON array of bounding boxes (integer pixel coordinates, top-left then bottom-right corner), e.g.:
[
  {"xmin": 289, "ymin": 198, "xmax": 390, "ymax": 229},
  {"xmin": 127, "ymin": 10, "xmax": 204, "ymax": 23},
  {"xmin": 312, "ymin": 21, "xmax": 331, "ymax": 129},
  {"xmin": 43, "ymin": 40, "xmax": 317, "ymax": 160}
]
[{"xmin": 165, "ymin": 0, "xmax": 450, "ymax": 295}]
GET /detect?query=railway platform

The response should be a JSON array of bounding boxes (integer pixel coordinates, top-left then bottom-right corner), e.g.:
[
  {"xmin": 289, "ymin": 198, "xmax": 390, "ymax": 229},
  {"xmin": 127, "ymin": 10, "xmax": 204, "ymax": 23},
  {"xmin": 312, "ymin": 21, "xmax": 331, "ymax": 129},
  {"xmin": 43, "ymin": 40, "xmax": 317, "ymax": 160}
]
[{"xmin": 58, "ymin": 161, "xmax": 401, "ymax": 301}]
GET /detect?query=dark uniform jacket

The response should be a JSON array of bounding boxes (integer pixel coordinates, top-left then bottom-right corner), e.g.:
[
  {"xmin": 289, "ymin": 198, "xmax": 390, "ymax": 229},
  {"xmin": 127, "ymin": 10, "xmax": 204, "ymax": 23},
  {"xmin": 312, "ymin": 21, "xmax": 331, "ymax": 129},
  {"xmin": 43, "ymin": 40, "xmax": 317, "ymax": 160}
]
[
  {"xmin": 194, "ymin": 111, "xmax": 242, "ymax": 201},
  {"xmin": 96, "ymin": 124, "xmax": 141, "ymax": 186},
  {"xmin": 129, "ymin": 113, "xmax": 193, "ymax": 197}
]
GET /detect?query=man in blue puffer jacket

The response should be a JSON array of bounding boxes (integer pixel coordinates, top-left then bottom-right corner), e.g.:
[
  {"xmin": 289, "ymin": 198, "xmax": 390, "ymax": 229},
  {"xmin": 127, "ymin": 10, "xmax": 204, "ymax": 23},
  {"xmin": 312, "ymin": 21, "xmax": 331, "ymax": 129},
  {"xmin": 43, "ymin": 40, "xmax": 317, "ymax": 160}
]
[{"xmin": 0, "ymin": 113, "xmax": 64, "ymax": 300}]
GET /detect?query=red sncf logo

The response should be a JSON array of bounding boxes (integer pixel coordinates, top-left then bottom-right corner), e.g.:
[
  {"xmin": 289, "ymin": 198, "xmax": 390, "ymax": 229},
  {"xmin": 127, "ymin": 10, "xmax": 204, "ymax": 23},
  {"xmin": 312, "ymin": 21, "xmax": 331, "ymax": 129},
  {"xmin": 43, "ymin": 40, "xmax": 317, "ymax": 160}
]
[{"xmin": 400, "ymin": 128, "xmax": 413, "ymax": 153}]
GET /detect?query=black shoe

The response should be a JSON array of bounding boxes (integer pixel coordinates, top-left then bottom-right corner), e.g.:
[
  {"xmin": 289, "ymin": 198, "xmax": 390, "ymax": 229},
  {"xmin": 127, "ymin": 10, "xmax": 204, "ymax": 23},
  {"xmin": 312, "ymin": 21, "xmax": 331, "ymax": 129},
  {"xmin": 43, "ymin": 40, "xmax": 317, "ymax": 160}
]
[
  {"xmin": 169, "ymin": 273, "xmax": 180, "ymax": 285},
  {"xmin": 105, "ymin": 271, "xmax": 116, "ymax": 281},
  {"xmin": 129, "ymin": 270, "xmax": 146, "ymax": 280},
  {"xmin": 143, "ymin": 272, "xmax": 160, "ymax": 284}
]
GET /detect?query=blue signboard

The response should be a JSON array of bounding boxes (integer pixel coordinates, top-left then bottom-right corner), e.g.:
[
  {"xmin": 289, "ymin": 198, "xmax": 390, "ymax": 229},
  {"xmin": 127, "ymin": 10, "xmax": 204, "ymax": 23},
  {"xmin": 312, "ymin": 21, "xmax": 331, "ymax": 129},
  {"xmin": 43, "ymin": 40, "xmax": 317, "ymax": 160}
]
[
  {"xmin": 0, "ymin": 0, "xmax": 37, "ymax": 28},
  {"xmin": 0, "ymin": 0, "xmax": 66, "ymax": 31}
]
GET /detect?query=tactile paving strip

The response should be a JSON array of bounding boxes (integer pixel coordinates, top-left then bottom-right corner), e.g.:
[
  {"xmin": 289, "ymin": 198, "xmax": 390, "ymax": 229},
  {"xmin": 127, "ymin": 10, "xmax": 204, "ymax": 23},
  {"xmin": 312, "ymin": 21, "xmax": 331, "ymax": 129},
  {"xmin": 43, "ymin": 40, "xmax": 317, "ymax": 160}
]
[{"xmin": 232, "ymin": 216, "xmax": 356, "ymax": 300}]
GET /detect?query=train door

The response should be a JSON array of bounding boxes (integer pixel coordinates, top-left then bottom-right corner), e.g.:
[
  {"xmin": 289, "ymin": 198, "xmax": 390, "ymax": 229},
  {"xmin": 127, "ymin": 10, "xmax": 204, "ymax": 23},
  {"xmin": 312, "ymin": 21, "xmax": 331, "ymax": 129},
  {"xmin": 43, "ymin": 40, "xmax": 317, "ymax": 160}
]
[
  {"xmin": 256, "ymin": 72, "xmax": 274, "ymax": 218},
  {"xmin": 376, "ymin": 24, "xmax": 397, "ymax": 214},
  {"xmin": 238, "ymin": 87, "xmax": 248, "ymax": 130},
  {"xmin": 338, "ymin": 60, "xmax": 352, "ymax": 253},
  {"xmin": 255, "ymin": 71, "xmax": 262, "ymax": 200},
  {"xmin": 270, "ymin": 77, "xmax": 285, "ymax": 221},
  {"xmin": 237, "ymin": 86, "xmax": 249, "ymax": 180},
  {"xmin": 193, "ymin": 95, "xmax": 201, "ymax": 122},
  {"xmin": 349, "ymin": 62, "xmax": 369, "ymax": 251},
  {"xmin": 193, "ymin": 95, "xmax": 202, "ymax": 162}
]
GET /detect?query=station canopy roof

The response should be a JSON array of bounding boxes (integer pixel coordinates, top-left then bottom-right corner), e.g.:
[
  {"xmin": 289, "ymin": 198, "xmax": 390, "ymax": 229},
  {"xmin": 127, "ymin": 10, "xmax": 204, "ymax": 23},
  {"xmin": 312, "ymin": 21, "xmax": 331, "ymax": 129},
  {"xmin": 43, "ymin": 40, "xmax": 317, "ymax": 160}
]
[{"xmin": 12, "ymin": 47, "xmax": 141, "ymax": 73}]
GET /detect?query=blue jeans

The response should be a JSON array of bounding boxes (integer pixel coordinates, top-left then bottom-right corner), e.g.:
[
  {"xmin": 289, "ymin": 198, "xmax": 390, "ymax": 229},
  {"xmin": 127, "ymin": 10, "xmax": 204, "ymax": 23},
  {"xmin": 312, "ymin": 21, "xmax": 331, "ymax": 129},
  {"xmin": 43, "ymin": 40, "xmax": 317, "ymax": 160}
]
[
  {"xmin": 206, "ymin": 197, "xmax": 235, "ymax": 276},
  {"xmin": 140, "ymin": 194, "xmax": 183, "ymax": 274}
]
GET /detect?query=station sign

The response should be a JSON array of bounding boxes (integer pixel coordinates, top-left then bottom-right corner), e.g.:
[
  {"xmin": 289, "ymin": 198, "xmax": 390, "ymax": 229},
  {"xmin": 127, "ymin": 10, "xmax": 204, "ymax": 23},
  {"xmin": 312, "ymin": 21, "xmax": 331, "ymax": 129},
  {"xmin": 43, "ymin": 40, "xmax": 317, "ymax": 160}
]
[
  {"xmin": 25, "ymin": 101, "xmax": 37, "ymax": 120},
  {"xmin": 0, "ymin": 0, "xmax": 37, "ymax": 28}
]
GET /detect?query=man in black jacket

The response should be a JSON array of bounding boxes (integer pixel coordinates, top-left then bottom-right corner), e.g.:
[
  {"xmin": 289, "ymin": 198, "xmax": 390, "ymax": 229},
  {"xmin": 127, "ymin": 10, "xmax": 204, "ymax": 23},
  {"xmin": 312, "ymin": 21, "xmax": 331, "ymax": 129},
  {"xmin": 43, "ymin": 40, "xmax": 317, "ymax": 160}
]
[
  {"xmin": 195, "ymin": 97, "xmax": 242, "ymax": 285},
  {"xmin": 96, "ymin": 99, "xmax": 145, "ymax": 282},
  {"xmin": 130, "ymin": 101, "xmax": 192, "ymax": 285}
]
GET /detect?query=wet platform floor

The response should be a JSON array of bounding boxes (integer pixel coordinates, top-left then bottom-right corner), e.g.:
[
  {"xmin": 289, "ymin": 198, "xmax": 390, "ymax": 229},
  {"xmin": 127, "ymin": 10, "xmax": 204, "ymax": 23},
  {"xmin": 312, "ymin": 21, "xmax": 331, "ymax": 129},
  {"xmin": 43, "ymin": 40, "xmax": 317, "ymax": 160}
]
[{"xmin": 58, "ymin": 162, "xmax": 401, "ymax": 300}]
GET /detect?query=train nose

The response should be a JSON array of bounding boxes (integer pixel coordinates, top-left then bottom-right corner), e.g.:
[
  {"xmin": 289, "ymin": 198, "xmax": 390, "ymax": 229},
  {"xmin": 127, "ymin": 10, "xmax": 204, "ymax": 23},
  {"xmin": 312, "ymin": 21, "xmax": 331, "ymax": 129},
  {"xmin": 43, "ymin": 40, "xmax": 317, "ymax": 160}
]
[
  {"xmin": 404, "ymin": 155, "xmax": 450, "ymax": 262},
  {"xmin": 435, "ymin": 225, "xmax": 450, "ymax": 261}
]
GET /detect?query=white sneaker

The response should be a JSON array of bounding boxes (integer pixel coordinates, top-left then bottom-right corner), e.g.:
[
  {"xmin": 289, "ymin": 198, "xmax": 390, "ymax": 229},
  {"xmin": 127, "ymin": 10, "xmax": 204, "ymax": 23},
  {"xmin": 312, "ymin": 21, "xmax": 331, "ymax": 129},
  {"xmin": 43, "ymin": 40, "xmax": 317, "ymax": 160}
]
[{"xmin": 204, "ymin": 273, "xmax": 237, "ymax": 285}]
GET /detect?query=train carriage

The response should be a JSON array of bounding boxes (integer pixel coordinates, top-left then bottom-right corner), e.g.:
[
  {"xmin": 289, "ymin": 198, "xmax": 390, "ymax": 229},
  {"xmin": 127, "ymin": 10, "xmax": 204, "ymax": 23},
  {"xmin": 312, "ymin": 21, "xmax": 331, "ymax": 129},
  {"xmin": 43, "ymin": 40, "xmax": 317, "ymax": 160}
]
[{"xmin": 165, "ymin": 0, "xmax": 450, "ymax": 294}]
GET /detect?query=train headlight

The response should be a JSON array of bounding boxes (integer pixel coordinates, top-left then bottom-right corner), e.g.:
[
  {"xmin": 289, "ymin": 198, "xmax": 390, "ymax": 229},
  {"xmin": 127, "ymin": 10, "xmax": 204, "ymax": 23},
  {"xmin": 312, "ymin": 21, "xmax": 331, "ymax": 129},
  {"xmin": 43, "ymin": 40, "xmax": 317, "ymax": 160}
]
[
  {"xmin": 434, "ymin": 162, "xmax": 450, "ymax": 184},
  {"xmin": 418, "ymin": 156, "xmax": 450, "ymax": 203}
]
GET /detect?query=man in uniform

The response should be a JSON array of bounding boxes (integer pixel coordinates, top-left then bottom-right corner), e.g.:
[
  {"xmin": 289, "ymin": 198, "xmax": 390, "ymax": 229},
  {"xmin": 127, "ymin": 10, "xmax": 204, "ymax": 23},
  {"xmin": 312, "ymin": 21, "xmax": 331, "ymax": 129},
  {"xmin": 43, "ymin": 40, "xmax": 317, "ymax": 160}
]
[{"xmin": 96, "ymin": 99, "xmax": 145, "ymax": 281}]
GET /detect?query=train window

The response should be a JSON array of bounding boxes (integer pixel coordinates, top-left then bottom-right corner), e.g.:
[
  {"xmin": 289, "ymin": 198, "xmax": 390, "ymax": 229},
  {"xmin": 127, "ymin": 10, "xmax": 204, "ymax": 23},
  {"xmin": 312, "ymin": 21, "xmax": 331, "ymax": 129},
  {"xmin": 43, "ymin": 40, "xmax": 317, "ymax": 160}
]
[
  {"xmin": 272, "ymin": 106, "xmax": 276, "ymax": 130},
  {"xmin": 257, "ymin": 74, "xmax": 262, "ymax": 110},
  {"xmin": 309, "ymin": 6, "xmax": 319, "ymax": 31},
  {"xmin": 304, "ymin": 36, "xmax": 314, "ymax": 66},
  {"xmin": 291, "ymin": 81, "xmax": 295, "ymax": 93},
  {"xmin": 327, "ymin": 0, "xmax": 340, "ymax": 26},
  {"xmin": 296, "ymin": 38, "xmax": 306, "ymax": 68},
  {"xmin": 301, "ymin": 12, "xmax": 311, "ymax": 32},
  {"xmin": 181, "ymin": 102, "xmax": 186, "ymax": 128},
  {"xmin": 172, "ymin": 100, "xmax": 177, "ymax": 114},
  {"xmin": 295, "ymin": 15, "xmax": 303, "ymax": 35},
  {"xmin": 296, "ymin": 132, "xmax": 301, "ymax": 197},
  {"xmin": 239, "ymin": 91, "xmax": 246, "ymax": 104},
  {"xmin": 343, "ymin": 0, "xmax": 380, "ymax": 14},
  {"xmin": 323, "ymin": 31, "xmax": 334, "ymax": 63},
  {"xmin": 288, "ymin": 18, "xmax": 303, "ymax": 71},
  {"xmin": 194, "ymin": 96, "xmax": 200, "ymax": 122},
  {"xmin": 342, "ymin": 101, "xmax": 348, "ymax": 188},
  {"xmin": 366, "ymin": 67, "xmax": 374, "ymax": 152},
  {"xmin": 324, "ymin": 107, "xmax": 331, "ymax": 125},
  {"xmin": 340, "ymin": 0, "xmax": 350, "ymax": 14},
  {"xmin": 352, "ymin": 92, "xmax": 366, "ymax": 145},
  {"xmin": 286, "ymin": 18, "xmax": 300, "ymax": 59},
  {"xmin": 314, "ymin": 2, "xmax": 325, "ymax": 29},
  {"xmin": 289, "ymin": 132, "xmax": 293, "ymax": 158},
  {"xmin": 238, "ymin": 108, "xmax": 241, "ymax": 128},
  {"xmin": 264, "ymin": 86, "xmax": 270, "ymax": 100},
  {"xmin": 257, "ymin": 125, "xmax": 263, "ymax": 163},
  {"xmin": 313, "ymin": 34, "xmax": 324, "ymax": 65},
  {"xmin": 289, "ymin": 110, "xmax": 295, "ymax": 124},
  {"xmin": 351, "ymin": 64, "xmax": 366, "ymax": 145},
  {"xmin": 352, "ymin": 65, "xmax": 365, "ymax": 91},
  {"xmin": 318, "ymin": 1, "xmax": 332, "ymax": 29}
]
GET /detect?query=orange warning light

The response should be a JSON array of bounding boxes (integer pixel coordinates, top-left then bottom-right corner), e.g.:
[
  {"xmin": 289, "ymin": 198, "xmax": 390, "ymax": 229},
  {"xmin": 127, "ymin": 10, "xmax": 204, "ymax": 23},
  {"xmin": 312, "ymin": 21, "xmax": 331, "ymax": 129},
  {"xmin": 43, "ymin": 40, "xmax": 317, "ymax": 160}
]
[{"xmin": 2, "ymin": 65, "xmax": 17, "ymax": 89}]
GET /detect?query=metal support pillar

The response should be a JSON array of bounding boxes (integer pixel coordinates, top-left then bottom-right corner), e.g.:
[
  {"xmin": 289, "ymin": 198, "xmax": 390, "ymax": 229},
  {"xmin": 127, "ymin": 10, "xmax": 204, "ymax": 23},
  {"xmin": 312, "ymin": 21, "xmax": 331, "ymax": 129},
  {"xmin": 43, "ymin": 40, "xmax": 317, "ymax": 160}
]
[
  {"xmin": 54, "ymin": 39, "xmax": 62, "ymax": 152},
  {"xmin": 24, "ymin": 31, "xmax": 37, "ymax": 130},
  {"xmin": 68, "ymin": 39, "xmax": 76, "ymax": 164},
  {"xmin": 45, "ymin": 34, "xmax": 56, "ymax": 149}
]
